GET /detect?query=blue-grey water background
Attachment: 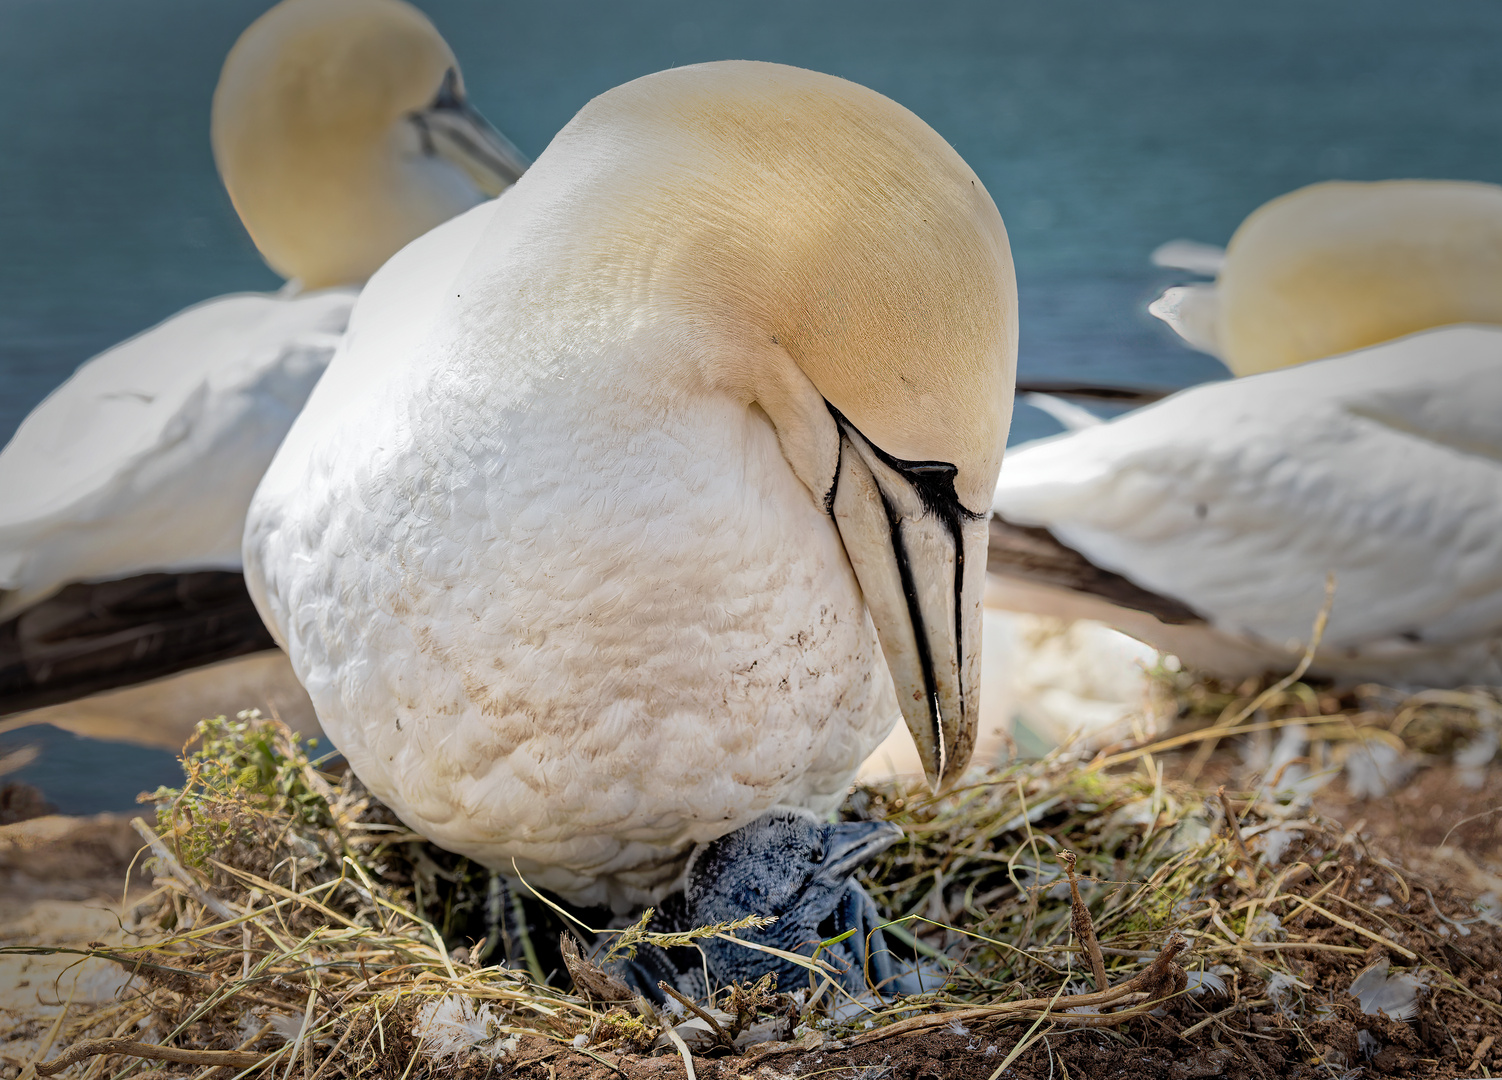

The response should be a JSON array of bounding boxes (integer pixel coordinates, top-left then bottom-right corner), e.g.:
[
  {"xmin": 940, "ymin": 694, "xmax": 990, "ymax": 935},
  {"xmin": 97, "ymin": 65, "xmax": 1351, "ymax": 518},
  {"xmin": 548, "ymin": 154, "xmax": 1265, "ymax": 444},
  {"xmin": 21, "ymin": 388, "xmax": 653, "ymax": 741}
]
[{"xmin": 3, "ymin": 0, "xmax": 1502, "ymax": 811}]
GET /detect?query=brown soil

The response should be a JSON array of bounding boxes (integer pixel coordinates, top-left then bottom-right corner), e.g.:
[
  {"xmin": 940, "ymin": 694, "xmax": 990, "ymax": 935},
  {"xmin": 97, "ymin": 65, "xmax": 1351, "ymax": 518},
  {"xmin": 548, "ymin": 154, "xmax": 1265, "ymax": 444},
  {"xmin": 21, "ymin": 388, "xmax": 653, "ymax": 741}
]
[
  {"xmin": 1312, "ymin": 762, "xmax": 1502, "ymax": 882},
  {"xmin": 0, "ymin": 810, "xmax": 150, "ymax": 902},
  {"xmin": 0, "ymin": 782, "xmax": 54, "ymax": 826},
  {"xmin": 4, "ymin": 737, "xmax": 1500, "ymax": 1080}
]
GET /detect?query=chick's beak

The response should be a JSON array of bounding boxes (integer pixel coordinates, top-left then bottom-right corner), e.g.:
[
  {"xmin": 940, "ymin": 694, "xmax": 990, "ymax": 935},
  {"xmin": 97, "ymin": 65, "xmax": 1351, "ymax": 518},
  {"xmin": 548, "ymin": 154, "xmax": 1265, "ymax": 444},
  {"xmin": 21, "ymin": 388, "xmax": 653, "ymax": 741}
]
[
  {"xmin": 827, "ymin": 410, "xmax": 986, "ymax": 790},
  {"xmin": 821, "ymin": 820, "xmax": 904, "ymax": 880}
]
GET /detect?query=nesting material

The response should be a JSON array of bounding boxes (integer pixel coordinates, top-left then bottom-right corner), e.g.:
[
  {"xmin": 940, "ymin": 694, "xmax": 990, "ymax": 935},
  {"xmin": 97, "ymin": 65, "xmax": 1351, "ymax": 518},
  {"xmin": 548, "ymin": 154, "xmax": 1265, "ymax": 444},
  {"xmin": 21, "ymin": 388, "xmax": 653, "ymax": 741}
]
[{"xmin": 1, "ymin": 701, "xmax": 1499, "ymax": 1080}]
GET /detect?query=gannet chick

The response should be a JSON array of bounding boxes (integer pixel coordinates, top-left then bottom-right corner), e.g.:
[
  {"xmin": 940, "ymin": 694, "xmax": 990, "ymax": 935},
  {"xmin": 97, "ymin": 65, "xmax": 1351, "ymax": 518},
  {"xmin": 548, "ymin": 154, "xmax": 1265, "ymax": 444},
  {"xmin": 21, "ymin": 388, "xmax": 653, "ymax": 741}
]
[
  {"xmin": 1148, "ymin": 179, "xmax": 1502, "ymax": 375},
  {"xmin": 0, "ymin": 0, "xmax": 526, "ymax": 731},
  {"xmin": 988, "ymin": 325, "xmax": 1502, "ymax": 686},
  {"xmin": 246, "ymin": 60, "xmax": 1017, "ymax": 909},
  {"xmin": 618, "ymin": 810, "xmax": 912, "ymax": 1000}
]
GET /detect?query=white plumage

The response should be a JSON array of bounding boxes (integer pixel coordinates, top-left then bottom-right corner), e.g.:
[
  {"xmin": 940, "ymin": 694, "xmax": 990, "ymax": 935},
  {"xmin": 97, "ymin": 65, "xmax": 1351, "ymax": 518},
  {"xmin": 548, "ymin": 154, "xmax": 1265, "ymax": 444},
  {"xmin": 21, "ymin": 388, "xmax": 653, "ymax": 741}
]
[
  {"xmin": 247, "ymin": 61, "xmax": 1016, "ymax": 909},
  {"xmin": 259, "ymin": 203, "xmax": 892, "ymax": 898},
  {"xmin": 0, "ymin": 290, "xmax": 353, "ymax": 616},
  {"xmin": 991, "ymin": 324, "xmax": 1502, "ymax": 685}
]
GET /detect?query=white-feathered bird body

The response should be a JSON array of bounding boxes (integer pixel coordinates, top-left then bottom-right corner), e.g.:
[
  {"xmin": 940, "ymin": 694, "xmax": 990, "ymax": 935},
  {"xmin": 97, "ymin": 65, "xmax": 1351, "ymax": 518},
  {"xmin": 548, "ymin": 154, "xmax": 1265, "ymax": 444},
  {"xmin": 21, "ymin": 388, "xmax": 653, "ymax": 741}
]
[
  {"xmin": 0, "ymin": 290, "xmax": 353, "ymax": 615},
  {"xmin": 248, "ymin": 60, "xmax": 1016, "ymax": 909},
  {"xmin": 248, "ymin": 217, "xmax": 897, "ymax": 907},
  {"xmin": 992, "ymin": 325, "xmax": 1502, "ymax": 685}
]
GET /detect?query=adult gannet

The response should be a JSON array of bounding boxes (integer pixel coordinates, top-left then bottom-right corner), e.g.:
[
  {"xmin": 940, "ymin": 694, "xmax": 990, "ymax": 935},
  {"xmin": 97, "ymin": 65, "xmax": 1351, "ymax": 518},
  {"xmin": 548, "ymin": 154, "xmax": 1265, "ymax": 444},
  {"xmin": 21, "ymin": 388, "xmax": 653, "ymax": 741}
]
[
  {"xmin": 988, "ymin": 324, "xmax": 1502, "ymax": 686},
  {"xmin": 1149, "ymin": 179, "xmax": 1502, "ymax": 375},
  {"xmin": 979, "ymin": 181, "xmax": 1502, "ymax": 693},
  {"xmin": 0, "ymin": 0, "xmax": 526, "ymax": 739},
  {"xmin": 246, "ymin": 60, "xmax": 1016, "ymax": 909}
]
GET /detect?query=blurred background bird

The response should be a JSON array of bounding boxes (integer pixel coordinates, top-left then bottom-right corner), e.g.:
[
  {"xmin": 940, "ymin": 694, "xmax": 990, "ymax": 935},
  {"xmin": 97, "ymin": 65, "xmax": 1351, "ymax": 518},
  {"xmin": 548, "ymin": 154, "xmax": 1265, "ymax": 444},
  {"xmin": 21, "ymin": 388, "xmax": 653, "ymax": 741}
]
[
  {"xmin": 0, "ymin": 0, "xmax": 527, "ymax": 758},
  {"xmin": 984, "ymin": 182, "xmax": 1502, "ymax": 695}
]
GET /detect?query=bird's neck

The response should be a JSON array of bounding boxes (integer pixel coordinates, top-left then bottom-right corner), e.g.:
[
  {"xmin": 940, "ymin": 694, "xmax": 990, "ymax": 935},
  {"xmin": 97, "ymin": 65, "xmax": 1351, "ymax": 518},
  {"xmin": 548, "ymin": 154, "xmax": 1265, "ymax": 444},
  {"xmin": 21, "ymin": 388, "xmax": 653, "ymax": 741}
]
[{"xmin": 230, "ymin": 131, "xmax": 485, "ymax": 290}]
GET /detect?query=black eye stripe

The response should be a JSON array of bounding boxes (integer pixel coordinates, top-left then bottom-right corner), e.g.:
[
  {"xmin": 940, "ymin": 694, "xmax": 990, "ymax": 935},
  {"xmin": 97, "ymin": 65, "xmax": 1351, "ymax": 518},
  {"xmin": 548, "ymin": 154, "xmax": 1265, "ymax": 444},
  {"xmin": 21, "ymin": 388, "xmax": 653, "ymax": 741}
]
[
  {"xmin": 432, "ymin": 68, "xmax": 464, "ymax": 111},
  {"xmin": 824, "ymin": 402, "xmax": 980, "ymax": 522}
]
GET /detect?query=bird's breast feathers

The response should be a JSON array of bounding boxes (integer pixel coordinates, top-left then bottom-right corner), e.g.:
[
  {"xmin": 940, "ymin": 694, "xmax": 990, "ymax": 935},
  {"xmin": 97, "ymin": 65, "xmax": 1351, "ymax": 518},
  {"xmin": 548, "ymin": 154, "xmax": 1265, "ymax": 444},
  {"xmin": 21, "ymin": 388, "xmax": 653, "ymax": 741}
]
[{"xmin": 248, "ymin": 358, "xmax": 899, "ymax": 906}]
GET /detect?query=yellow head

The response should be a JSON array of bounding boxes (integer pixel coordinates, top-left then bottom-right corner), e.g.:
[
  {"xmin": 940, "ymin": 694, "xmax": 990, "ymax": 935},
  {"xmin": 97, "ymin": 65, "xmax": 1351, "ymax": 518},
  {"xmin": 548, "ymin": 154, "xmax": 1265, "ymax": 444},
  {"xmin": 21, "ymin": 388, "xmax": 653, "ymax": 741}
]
[
  {"xmin": 487, "ymin": 61, "xmax": 1017, "ymax": 783},
  {"xmin": 1217, "ymin": 179, "xmax": 1502, "ymax": 374},
  {"xmin": 504, "ymin": 60, "xmax": 1016, "ymax": 512},
  {"xmin": 212, "ymin": 0, "xmax": 528, "ymax": 289}
]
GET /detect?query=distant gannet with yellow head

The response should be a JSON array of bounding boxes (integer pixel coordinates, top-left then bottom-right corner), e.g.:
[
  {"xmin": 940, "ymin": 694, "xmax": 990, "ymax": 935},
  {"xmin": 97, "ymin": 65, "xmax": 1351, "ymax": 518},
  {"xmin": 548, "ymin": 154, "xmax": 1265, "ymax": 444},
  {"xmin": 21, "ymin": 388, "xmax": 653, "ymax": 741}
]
[
  {"xmin": 246, "ymin": 60, "xmax": 1016, "ymax": 908},
  {"xmin": 973, "ymin": 182, "xmax": 1502, "ymax": 795},
  {"xmin": 991, "ymin": 177, "xmax": 1502, "ymax": 687},
  {"xmin": 1149, "ymin": 179, "xmax": 1502, "ymax": 374},
  {"xmin": 0, "ymin": 0, "xmax": 525, "ymax": 739},
  {"xmin": 213, "ymin": 0, "xmax": 526, "ymax": 291}
]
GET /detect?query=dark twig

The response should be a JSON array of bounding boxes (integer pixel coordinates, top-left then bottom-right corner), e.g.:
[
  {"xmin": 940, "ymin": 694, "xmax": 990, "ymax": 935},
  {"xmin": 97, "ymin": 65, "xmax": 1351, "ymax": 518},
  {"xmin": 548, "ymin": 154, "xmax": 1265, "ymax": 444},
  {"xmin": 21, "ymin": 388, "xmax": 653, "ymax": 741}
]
[
  {"xmin": 1058, "ymin": 850, "xmax": 1108, "ymax": 993},
  {"xmin": 658, "ymin": 981, "xmax": 736, "ymax": 1052}
]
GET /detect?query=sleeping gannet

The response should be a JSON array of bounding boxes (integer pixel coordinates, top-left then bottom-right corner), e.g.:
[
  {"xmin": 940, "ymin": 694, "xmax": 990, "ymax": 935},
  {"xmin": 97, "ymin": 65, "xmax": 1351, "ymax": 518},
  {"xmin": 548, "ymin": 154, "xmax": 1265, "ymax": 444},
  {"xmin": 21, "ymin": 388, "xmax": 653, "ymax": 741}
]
[
  {"xmin": 979, "ymin": 180, "xmax": 1502, "ymax": 690},
  {"xmin": 245, "ymin": 60, "xmax": 1016, "ymax": 909},
  {"xmin": 0, "ymin": 0, "xmax": 526, "ymax": 739},
  {"xmin": 1149, "ymin": 179, "xmax": 1502, "ymax": 375},
  {"xmin": 988, "ymin": 324, "xmax": 1502, "ymax": 686}
]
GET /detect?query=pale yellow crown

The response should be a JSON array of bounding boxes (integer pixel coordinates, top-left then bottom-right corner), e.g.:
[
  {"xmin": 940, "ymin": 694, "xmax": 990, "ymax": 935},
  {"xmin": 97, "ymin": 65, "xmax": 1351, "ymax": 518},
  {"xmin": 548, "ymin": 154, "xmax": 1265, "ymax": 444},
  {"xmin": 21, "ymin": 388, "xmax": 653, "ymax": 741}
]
[
  {"xmin": 1218, "ymin": 179, "xmax": 1502, "ymax": 374},
  {"xmin": 212, "ymin": 0, "xmax": 498, "ymax": 289},
  {"xmin": 497, "ymin": 61, "xmax": 1017, "ymax": 510}
]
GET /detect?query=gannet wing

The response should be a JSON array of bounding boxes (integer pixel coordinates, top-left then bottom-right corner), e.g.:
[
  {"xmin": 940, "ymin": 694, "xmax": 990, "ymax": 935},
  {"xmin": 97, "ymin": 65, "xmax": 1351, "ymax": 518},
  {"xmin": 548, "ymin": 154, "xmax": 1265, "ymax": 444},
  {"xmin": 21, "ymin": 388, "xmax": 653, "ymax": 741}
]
[
  {"xmin": 0, "ymin": 288, "xmax": 355, "ymax": 614},
  {"xmin": 992, "ymin": 325, "xmax": 1502, "ymax": 671},
  {"xmin": 0, "ymin": 570, "xmax": 276, "ymax": 717},
  {"xmin": 1150, "ymin": 239, "xmax": 1226, "ymax": 276}
]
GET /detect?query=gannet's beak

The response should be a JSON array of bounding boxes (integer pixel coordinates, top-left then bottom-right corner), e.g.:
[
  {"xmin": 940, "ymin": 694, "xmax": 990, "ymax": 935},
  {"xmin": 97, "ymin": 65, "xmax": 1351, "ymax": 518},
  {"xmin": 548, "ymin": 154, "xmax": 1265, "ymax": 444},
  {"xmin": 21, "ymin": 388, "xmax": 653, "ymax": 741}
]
[
  {"xmin": 826, "ymin": 407, "xmax": 986, "ymax": 790},
  {"xmin": 411, "ymin": 69, "xmax": 530, "ymax": 196}
]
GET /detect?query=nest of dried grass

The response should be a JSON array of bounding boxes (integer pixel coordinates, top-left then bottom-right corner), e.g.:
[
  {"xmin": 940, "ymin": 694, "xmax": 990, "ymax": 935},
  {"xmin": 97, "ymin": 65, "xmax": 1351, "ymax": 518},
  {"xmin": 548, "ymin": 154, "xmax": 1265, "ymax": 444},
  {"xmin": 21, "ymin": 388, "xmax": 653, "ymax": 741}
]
[{"xmin": 4, "ymin": 679, "xmax": 1501, "ymax": 1080}]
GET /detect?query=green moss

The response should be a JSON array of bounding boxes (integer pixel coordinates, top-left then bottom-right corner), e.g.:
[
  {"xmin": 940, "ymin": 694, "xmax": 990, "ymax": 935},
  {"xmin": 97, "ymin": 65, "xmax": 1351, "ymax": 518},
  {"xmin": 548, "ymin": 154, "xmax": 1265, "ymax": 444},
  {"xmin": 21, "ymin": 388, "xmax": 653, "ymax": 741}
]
[
  {"xmin": 588, "ymin": 1008, "xmax": 660, "ymax": 1054},
  {"xmin": 146, "ymin": 710, "xmax": 330, "ymax": 873}
]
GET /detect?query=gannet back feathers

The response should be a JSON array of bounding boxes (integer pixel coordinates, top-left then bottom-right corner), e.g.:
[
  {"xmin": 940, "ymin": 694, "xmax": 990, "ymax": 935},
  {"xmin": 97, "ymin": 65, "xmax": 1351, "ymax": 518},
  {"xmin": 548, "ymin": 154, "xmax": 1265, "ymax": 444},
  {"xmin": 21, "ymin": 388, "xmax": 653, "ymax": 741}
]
[
  {"xmin": 0, "ymin": 290, "xmax": 354, "ymax": 617},
  {"xmin": 991, "ymin": 324, "xmax": 1502, "ymax": 685}
]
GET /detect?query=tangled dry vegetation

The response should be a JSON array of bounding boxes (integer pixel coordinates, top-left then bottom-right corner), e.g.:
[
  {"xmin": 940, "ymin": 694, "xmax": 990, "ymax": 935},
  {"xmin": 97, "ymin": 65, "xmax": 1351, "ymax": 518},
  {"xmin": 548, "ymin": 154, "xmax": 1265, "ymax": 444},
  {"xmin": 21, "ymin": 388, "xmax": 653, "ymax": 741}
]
[{"xmin": 3, "ymin": 677, "xmax": 1501, "ymax": 1080}]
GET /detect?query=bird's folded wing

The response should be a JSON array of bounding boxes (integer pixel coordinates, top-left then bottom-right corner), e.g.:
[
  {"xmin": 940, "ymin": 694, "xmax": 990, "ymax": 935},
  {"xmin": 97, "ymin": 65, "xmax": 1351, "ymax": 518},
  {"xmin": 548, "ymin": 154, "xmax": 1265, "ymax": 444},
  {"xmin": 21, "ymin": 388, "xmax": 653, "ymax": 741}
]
[
  {"xmin": 992, "ymin": 325, "xmax": 1502, "ymax": 653},
  {"xmin": 0, "ymin": 289, "xmax": 355, "ymax": 611}
]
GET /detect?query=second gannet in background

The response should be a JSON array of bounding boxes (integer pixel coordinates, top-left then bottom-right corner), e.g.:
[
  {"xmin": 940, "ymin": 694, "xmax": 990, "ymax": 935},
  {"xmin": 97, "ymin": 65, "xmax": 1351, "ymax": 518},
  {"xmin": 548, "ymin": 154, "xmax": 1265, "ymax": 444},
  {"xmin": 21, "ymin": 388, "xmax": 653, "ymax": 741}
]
[
  {"xmin": 1149, "ymin": 179, "xmax": 1502, "ymax": 375},
  {"xmin": 246, "ymin": 60, "xmax": 1016, "ymax": 909},
  {"xmin": 970, "ymin": 179, "xmax": 1502, "ymax": 733},
  {"xmin": 0, "ymin": 0, "xmax": 527, "ymax": 744},
  {"xmin": 989, "ymin": 325, "xmax": 1502, "ymax": 687}
]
